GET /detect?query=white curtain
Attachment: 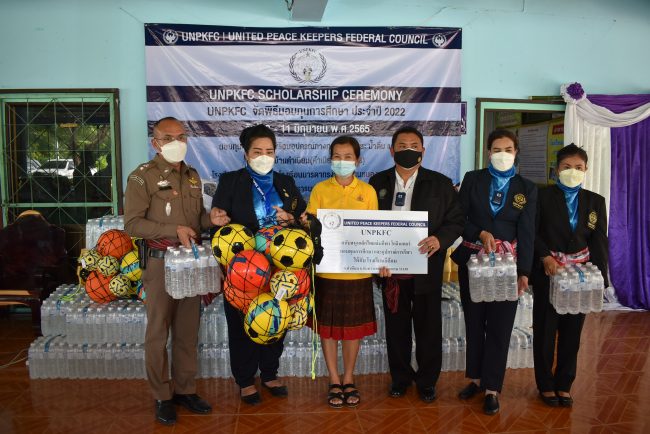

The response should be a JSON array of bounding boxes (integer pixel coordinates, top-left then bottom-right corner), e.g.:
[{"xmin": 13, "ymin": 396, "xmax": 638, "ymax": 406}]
[{"xmin": 561, "ymin": 83, "xmax": 650, "ymax": 216}]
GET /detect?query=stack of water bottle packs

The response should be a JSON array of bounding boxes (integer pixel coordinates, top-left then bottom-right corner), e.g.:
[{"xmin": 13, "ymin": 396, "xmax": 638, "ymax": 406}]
[
  {"xmin": 29, "ymin": 285, "xmax": 148, "ymax": 379},
  {"xmin": 467, "ymin": 252, "xmax": 518, "ymax": 302},
  {"xmin": 550, "ymin": 262, "xmax": 605, "ymax": 314}
]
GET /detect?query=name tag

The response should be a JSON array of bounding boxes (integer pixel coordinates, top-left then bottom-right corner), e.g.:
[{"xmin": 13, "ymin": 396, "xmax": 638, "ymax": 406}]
[{"xmin": 395, "ymin": 192, "xmax": 406, "ymax": 207}]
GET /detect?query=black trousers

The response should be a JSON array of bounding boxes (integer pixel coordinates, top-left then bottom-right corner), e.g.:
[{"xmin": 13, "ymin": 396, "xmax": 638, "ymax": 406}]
[
  {"xmin": 223, "ymin": 299, "xmax": 285, "ymax": 388},
  {"xmin": 531, "ymin": 271, "xmax": 585, "ymax": 393},
  {"xmin": 382, "ymin": 278, "xmax": 442, "ymax": 389},
  {"xmin": 458, "ymin": 265, "xmax": 518, "ymax": 393}
]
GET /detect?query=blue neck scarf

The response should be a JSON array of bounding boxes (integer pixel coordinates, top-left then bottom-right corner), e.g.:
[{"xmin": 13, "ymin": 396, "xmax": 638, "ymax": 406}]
[
  {"xmin": 488, "ymin": 163, "xmax": 516, "ymax": 216},
  {"xmin": 246, "ymin": 165, "xmax": 283, "ymax": 227},
  {"xmin": 556, "ymin": 181, "xmax": 581, "ymax": 232}
]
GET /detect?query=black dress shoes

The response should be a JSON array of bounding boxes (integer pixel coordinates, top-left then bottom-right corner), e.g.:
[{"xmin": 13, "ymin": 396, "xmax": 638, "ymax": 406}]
[
  {"xmin": 241, "ymin": 391, "xmax": 262, "ymax": 405},
  {"xmin": 539, "ymin": 392, "xmax": 559, "ymax": 407},
  {"xmin": 558, "ymin": 395, "xmax": 573, "ymax": 407},
  {"xmin": 155, "ymin": 399, "xmax": 177, "ymax": 425},
  {"xmin": 263, "ymin": 382, "xmax": 289, "ymax": 397},
  {"xmin": 418, "ymin": 386, "xmax": 436, "ymax": 403},
  {"xmin": 458, "ymin": 382, "xmax": 482, "ymax": 400},
  {"xmin": 483, "ymin": 394, "xmax": 500, "ymax": 415},
  {"xmin": 173, "ymin": 393, "xmax": 212, "ymax": 414},
  {"xmin": 389, "ymin": 383, "xmax": 408, "ymax": 398}
]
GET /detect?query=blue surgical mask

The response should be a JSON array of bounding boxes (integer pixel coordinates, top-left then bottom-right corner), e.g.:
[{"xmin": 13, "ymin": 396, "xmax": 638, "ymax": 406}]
[{"xmin": 331, "ymin": 160, "xmax": 356, "ymax": 177}]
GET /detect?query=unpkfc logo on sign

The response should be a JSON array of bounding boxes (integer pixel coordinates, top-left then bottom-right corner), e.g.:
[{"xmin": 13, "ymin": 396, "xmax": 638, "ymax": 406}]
[
  {"xmin": 431, "ymin": 33, "xmax": 447, "ymax": 47},
  {"xmin": 163, "ymin": 29, "xmax": 179, "ymax": 45},
  {"xmin": 289, "ymin": 48, "xmax": 327, "ymax": 84}
]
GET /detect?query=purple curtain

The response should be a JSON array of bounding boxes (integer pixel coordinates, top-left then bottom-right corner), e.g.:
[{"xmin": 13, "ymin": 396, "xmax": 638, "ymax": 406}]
[
  {"xmin": 588, "ymin": 94, "xmax": 650, "ymax": 114},
  {"xmin": 596, "ymin": 95, "xmax": 650, "ymax": 309}
]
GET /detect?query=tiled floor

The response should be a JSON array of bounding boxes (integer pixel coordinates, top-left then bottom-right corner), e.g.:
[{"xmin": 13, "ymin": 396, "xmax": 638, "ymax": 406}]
[{"xmin": 1, "ymin": 310, "xmax": 649, "ymax": 433}]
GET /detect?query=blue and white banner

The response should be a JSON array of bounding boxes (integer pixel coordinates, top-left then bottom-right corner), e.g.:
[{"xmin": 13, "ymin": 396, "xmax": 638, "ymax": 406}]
[{"xmin": 145, "ymin": 24, "xmax": 463, "ymax": 194}]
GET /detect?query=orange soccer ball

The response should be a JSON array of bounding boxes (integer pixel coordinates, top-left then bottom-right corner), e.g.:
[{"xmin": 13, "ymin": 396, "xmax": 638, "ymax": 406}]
[
  {"xmin": 85, "ymin": 270, "xmax": 118, "ymax": 303},
  {"xmin": 96, "ymin": 229, "xmax": 133, "ymax": 259}
]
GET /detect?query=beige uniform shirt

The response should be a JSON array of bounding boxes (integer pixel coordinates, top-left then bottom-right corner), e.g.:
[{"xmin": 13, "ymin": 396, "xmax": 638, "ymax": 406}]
[{"xmin": 124, "ymin": 154, "xmax": 211, "ymax": 241}]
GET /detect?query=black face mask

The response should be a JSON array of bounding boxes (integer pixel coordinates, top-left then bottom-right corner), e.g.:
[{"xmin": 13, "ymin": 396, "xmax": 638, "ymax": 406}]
[{"xmin": 394, "ymin": 149, "xmax": 422, "ymax": 169}]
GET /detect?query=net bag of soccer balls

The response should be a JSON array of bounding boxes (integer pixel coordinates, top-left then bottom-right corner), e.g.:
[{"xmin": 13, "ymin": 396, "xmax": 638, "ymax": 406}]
[
  {"xmin": 212, "ymin": 224, "xmax": 315, "ymax": 344},
  {"xmin": 78, "ymin": 229, "xmax": 145, "ymax": 303}
]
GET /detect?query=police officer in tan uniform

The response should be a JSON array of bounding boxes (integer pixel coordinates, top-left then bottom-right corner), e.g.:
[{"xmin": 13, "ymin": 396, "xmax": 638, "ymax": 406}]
[{"xmin": 124, "ymin": 117, "xmax": 215, "ymax": 425}]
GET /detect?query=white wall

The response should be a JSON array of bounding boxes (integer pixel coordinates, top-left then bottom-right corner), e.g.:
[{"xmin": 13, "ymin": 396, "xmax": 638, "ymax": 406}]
[{"xmin": 1, "ymin": 0, "xmax": 649, "ymax": 184}]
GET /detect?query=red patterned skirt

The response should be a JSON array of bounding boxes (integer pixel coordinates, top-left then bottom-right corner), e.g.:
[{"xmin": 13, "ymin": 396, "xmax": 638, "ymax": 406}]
[{"xmin": 309, "ymin": 276, "xmax": 376, "ymax": 340}]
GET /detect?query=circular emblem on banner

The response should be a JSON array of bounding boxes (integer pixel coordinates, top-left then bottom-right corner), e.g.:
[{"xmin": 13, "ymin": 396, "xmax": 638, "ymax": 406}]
[
  {"xmin": 432, "ymin": 33, "xmax": 447, "ymax": 48},
  {"xmin": 322, "ymin": 212, "xmax": 342, "ymax": 230},
  {"xmin": 289, "ymin": 48, "xmax": 327, "ymax": 84},
  {"xmin": 163, "ymin": 29, "xmax": 179, "ymax": 45}
]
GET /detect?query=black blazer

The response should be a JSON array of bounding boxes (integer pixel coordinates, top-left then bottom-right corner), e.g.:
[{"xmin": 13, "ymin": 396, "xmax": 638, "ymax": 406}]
[
  {"xmin": 369, "ymin": 167, "xmax": 465, "ymax": 295},
  {"xmin": 532, "ymin": 185, "xmax": 609, "ymax": 286},
  {"xmin": 451, "ymin": 168, "xmax": 537, "ymax": 277},
  {"xmin": 211, "ymin": 168, "xmax": 306, "ymax": 232}
]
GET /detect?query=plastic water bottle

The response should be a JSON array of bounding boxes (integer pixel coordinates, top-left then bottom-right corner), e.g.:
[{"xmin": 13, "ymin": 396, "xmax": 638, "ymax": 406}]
[
  {"xmin": 441, "ymin": 338, "xmax": 450, "ymax": 372},
  {"xmin": 285, "ymin": 341, "xmax": 296, "ymax": 377},
  {"xmin": 578, "ymin": 268, "xmax": 593, "ymax": 313},
  {"xmin": 457, "ymin": 337, "xmax": 467, "ymax": 371},
  {"xmin": 507, "ymin": 331, "xmax": 520, "ymax": 368},
  {"xmin": 505, "ymin": 253, "xmax": 519, "ymax": 301},
  {"xmin": 467, "ymin": 255, "xmax": 483, "ymax": 302},
  {"xmin": 567, "ymin": 270, "xmax": 581, "ymax": 314},
  {"xmin": 481, "ymin": 255, "xmax": 495, "ymax": 302},
  {"xmin": 164, "ymin": 249, "xmax": 181, "ymax": 298},
  {"xmin": 196, "ymin": 246, "xmax": 209, "ymax": 295},
  {"xmin": 589, "ymin": 264, "xmax": 604, "ymax": 312},
  {"xmin": 494, "ymin": 255, "xmax": 507, "ymax": 301},
  {"xmin": 441, "ymin": 300, "xmax": 451, "ymax": 338},
  {"xmin": 448, "ymin": 336, "xmax": 459, "ymax": 371}
]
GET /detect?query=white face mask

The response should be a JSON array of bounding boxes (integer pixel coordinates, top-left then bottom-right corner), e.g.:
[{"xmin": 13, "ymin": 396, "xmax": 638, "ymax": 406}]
[
  {"xmin": 331, "ymin": 160, "xmax": 356, "ymax": 177},
  {"xmin": 248, "ymin": 155, "xmax": 275, "ymax": 175},
  {"xmin": 160, "ymin": 140, "xmax": 187, "ymax": 164},
  {"xmin": 490, "ymin": 152, "xmax": 516, "ymax": 171},
  {"xmin": 558, "ymin": 168, "xmax": 585, "ymax": 188}
]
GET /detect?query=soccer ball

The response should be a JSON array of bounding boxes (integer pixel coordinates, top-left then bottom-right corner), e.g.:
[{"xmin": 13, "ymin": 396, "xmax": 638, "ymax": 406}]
[
  {"xmin": 223, "ymin": 278, "xmax": 268, "ymax": 313},
  {"xmin": 96, "ymin": 255, "xmax": 120, "ymax": 277},
  {"xmin": 211, "ymin": 224, "xmax": 256, "ymax": 266},
  {"xmin": 109, "ymin": 274, "xmax": 132, "ymax": 298},
  {"xmin": 287, "ymin": 297, "xmax": 309, "ymax": 331},
  {"xmin": 227, "ymin": 250, "xmax": 272, "ymax": 293},
  {"xmin": 244, "ymin": 293, "xmax": 290, "ymax": 345},
  {"xmin": 78, "ymin": 249, "xmax": 101, "ymax": 271},
  {"xmin": 135, "ymin": 280, "xmax": 146, "ymax": 303},
  {"xmin": 85, "ymin": 270, "xmax": 117, "ymax": 303},
  {"xmin": 254, "ymin": 225, "xmax": 283, "ymax": 256},
  {"xmin": 269, "ymin": 228, "xmax": 314, "ymax": 271},
  {"xmin": 96, "ymin": 229, "xmax": 133, "ymax": 259},
  {"xmin": 120, "ymin": 250, "xmax": 142, "ymax": 282},
  {"xmin": 269, "ymin": 270, "xmax": 299, "ymax": 301},
  {"xmin": 287, "ymin": 268, "xmax": 311, "ymax": 305}
]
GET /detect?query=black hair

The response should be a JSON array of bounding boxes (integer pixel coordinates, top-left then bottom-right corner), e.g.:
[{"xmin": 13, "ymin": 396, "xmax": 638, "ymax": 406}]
[
  {"xmin": 391, "ymin": 126, "xmax": 423, "ymax": 148},
  {"xmin": 487, "ymin": 129, "xmax": 519, "ymax": 151},
  {"xmin": 239, "ymin": 124, "xmax": 277, "ymax": 153},
  {"xmin": 557, "ymin": 143, "xmax": 588, "ymax": 165},
  {"xmin": 329, "ymin": 135, "xmax": 361, "ymax": 159}
]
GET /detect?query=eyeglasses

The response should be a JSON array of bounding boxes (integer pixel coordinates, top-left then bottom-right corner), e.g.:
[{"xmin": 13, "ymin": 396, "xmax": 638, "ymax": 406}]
[{"xmin": 154, "ymin": 134, "xmax": 188, "ymax": 144}]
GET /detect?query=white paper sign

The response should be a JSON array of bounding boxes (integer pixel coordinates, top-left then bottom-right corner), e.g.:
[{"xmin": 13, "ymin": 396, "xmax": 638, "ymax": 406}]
[{"xmin": 316, "ymin": 209, "xmax": 429, "ymax": 274}]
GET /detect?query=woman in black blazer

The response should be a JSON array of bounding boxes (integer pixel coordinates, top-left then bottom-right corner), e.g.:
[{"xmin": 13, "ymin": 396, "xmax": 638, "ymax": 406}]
[
  {"xmin": 210, "ymin": 124, "xmax": 306, "ymax": 405},
  {"xmin": 531, "ymin": 144, "xmax": 608, "ymax": 408},
  {"xmin": 451, "ymin": 129, "xmax": 537, "ymax": 415}
]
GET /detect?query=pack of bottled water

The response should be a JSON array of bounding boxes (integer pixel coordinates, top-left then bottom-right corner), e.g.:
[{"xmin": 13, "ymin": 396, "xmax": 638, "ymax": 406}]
[
  {"xmin": 467, "ymin": 253, "xmax": 518, "ymax": 302},
  {"xmin": 550, "ymin": 262, "xmax": 604, "ymax": 314},
  {"xmin": 164, "ymin": 241, "xmax": 222, "ymax": 299},
  {"xmin": 29, "ymin": 336, "xmax": 147, "ymax": 380},
  {"xmin": 85, "ymin": 215, "xmax": 124, "ymax": 248},
  {"xmin": 506, "ymin": 327, "xmax": 534, "ymax": 369},
  {"xmin": 513, "ymin": 290, "xmax": 534, "ymax": 328}
]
